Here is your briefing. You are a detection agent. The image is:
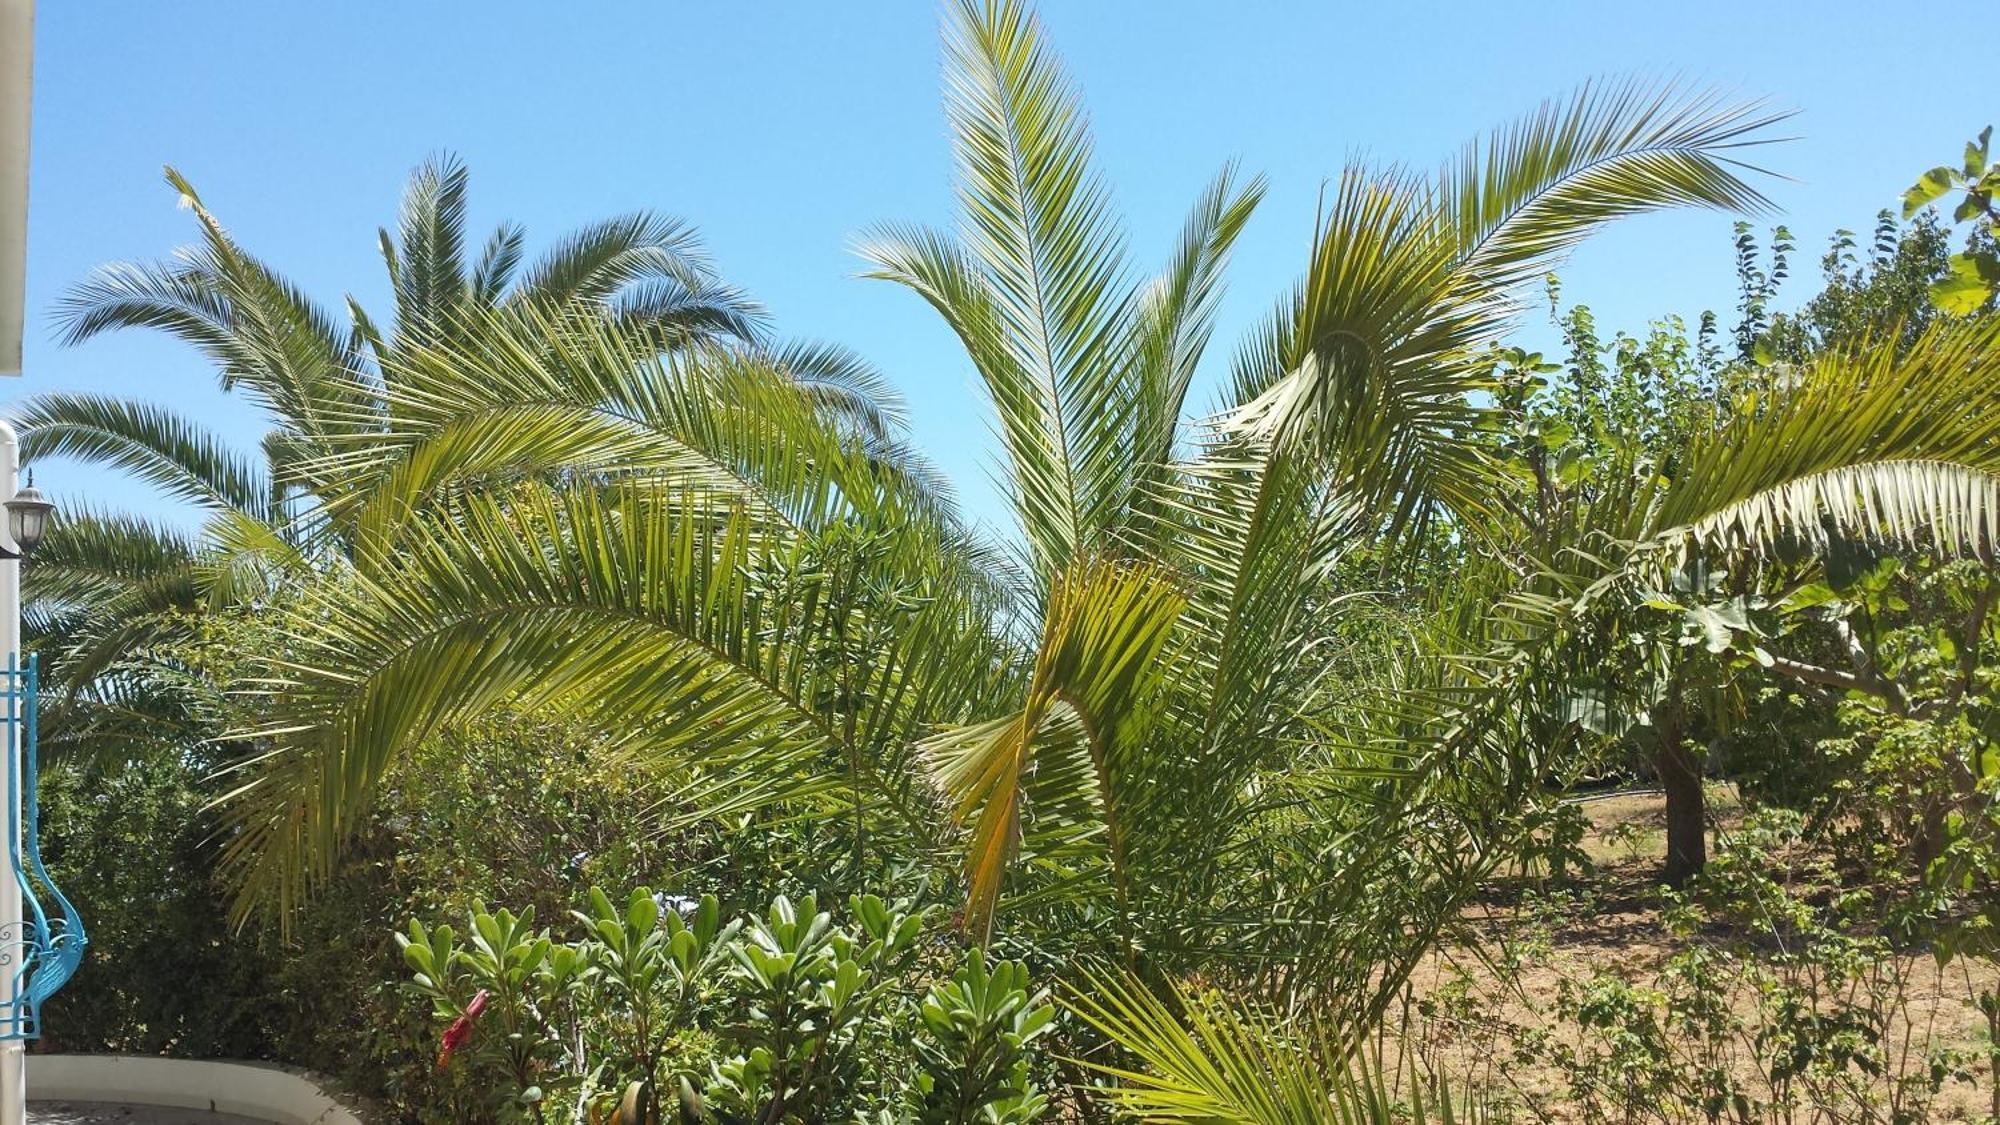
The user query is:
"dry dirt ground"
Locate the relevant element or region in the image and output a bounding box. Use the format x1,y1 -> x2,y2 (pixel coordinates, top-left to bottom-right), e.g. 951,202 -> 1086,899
1400,788 -> 2000,1123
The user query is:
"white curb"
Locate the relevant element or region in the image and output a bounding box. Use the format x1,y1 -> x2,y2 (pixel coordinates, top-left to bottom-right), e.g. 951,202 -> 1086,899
25,1056 -> 361,1124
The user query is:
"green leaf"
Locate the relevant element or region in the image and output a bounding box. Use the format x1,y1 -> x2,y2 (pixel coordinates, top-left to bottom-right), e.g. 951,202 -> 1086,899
1966,126 -> 1992,179
1684,603 -> 1748,654
1903,165 -> 1962,218
1554,448 -> 1590,486
1932,255 -> 1995,315
1777,582 -> 1839,613
628,887 -> 659,934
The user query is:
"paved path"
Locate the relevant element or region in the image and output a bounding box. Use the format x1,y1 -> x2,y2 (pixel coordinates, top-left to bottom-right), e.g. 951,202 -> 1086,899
30,1103 -> 270,1124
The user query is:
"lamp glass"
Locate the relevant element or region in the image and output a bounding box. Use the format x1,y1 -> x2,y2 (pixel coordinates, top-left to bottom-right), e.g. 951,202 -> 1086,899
5,486 -> 53,555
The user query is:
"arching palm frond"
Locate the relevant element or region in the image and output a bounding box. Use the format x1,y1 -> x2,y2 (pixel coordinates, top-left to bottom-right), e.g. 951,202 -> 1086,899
611,275 -> 766,348
1651,317 -> 2000,558
23,508 -> 199,634
1230,80 -> 1783,477
513,212 -> 716,310
160,168 -> 380,448
468,220 -> 527,309
53,257 -> 237,353
1070,968 -> 1491,1124
762,338 -> 909,442
285,308 -> 941,561
13,393 -> 272,519
1445,80 -> 1784,295
194,506 -> 312,610
21,508 -> 207,736
216,481 -> 1013,926
922,559 -> 1184,940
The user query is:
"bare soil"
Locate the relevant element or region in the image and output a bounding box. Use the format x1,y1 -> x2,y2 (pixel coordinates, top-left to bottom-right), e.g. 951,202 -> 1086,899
1402,788 -> 2000,1123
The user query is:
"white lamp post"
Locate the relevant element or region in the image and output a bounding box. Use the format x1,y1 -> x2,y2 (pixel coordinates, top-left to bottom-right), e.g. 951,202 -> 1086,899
0,428 -> 46,1125
1,0 -> 35,1121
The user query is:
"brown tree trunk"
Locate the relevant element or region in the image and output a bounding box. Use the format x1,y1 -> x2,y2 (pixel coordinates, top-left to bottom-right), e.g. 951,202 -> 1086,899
1655,698 -> 1706,888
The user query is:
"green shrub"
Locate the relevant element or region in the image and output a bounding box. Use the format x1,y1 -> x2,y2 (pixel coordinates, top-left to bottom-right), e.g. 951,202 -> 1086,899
400,889 -> 1052,1125
36,751 -> 277,1056
35,711 -> 686,1117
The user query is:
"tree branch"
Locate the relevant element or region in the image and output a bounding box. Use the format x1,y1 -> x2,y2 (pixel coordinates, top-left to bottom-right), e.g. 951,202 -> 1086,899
1762,653 -> 1877,696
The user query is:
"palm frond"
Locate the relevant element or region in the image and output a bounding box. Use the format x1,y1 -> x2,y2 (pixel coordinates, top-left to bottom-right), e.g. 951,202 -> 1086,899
13,392 -> 272,517
1069,968 -> 1490,1123
52,258 -> 237,352
866,0 -> 1141,583
216,480 -> 1011,925
1131,164 -> 1266,473
1652,317 -> 2000,555
762,338 -> 910,440
469,220 -> 527,308
156,166 -> 381,448
513,212 -> 716,310
23,507 -> 198,627
55,169 -> 379,455
21,508 -> 208,718
291,308 -> 944,557
611,276 -> 766,347
387,152 -> 473,341
921,558 -> 1184,941
1230,81 -> 1783,473
1446,79 -> 1784,294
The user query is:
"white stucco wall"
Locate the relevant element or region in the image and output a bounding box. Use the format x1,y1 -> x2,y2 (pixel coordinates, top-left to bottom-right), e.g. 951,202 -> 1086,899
25,1056 -> 361,1124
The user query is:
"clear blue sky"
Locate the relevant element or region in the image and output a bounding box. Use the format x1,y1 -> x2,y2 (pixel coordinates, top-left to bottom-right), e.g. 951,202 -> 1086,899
5,1 -> 1972,532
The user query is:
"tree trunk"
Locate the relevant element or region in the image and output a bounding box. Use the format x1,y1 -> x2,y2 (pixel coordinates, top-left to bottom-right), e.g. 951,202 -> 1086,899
1655,699 -> 1706,887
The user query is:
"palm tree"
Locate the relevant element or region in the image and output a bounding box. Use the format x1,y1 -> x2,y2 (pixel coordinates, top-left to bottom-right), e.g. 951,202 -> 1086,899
209,312 -> 1013,921
180,0 -> 2000,1041
11,155 -> 769,742
862,0 -> 1797,963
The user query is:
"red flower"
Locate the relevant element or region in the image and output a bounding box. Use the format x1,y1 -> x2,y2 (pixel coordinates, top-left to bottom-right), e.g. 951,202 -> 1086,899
436,988 -> 491,1070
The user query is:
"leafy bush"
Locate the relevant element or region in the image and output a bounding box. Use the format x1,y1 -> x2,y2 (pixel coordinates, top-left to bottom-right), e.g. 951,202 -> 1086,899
400,889 -> 1052,1125
35,710 -> 687,1112
36,751 -> 277,1056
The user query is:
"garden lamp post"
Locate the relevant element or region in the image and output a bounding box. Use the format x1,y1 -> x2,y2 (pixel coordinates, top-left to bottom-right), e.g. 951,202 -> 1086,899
2,1 -> 36,1122
0,423 -> 51,1125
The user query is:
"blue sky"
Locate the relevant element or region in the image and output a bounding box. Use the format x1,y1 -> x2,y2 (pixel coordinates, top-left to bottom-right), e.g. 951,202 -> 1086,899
5,1 -> 1971,532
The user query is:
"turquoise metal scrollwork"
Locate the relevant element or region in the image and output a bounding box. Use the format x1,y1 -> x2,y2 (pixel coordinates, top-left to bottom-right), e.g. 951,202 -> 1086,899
0,654 -> 84,1040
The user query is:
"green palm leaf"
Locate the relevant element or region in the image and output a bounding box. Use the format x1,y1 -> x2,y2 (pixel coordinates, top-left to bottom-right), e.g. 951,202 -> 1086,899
922,558 -> 1184,941
865,0 -> 1151,583
386,153 -> 473,343
1651,317 -> 2000,555
1069,967 -> 1488,1124
13,392 -> 273,518
290,308 -> 942,558
216,480 -> 1010,925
